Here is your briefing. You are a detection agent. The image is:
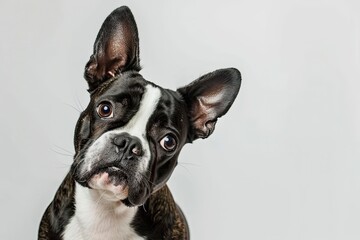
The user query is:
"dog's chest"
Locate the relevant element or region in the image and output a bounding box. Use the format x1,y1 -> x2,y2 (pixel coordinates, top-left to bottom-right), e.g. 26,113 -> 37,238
63,183 -> 144,240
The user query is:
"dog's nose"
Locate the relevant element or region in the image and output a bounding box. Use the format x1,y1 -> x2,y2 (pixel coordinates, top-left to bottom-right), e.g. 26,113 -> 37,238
113,133 -> 143,156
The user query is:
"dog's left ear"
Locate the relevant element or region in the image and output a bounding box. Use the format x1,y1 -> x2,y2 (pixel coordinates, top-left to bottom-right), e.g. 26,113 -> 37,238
84,6 -> 140,91
177,68 -> 241,141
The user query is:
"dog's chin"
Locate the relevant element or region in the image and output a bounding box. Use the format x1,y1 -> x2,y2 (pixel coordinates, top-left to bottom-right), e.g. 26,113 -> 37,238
88,169 -> 129,202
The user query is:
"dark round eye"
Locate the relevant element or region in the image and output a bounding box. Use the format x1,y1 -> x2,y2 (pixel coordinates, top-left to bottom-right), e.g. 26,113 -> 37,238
160,135 -> 177,152
97,102 -> 113,118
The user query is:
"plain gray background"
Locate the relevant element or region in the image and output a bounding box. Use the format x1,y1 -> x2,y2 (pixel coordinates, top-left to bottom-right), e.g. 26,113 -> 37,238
1,0 -> 360,239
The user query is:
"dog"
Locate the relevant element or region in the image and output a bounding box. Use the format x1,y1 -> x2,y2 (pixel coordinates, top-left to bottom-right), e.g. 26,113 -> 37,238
38,6 -> 241,240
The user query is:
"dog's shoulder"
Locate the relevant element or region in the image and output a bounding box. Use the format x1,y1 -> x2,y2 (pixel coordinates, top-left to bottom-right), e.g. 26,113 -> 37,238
132,185 -> 190,239
38,173 -> 75,239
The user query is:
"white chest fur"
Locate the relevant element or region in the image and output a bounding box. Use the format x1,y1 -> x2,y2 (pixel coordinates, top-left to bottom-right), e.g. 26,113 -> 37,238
63,183 -> 144,240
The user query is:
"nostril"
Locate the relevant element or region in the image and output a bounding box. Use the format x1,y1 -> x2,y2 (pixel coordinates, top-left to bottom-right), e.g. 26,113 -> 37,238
131,145 -> 142,156
113,137 -> 128,149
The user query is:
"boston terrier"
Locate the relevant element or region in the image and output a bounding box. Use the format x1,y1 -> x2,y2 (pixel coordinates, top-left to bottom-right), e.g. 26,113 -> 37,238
38,6 -> 241,240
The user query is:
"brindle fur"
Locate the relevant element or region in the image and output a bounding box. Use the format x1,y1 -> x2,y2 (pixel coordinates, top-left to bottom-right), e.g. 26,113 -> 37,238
38,174 -> 189,239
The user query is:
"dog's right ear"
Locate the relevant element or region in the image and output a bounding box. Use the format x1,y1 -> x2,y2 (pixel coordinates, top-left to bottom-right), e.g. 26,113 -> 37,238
84,6 -> 140,92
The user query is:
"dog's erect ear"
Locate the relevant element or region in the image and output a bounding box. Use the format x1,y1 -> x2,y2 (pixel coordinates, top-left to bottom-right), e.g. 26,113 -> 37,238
177,68 -> 241,141
84,6 -> 140,91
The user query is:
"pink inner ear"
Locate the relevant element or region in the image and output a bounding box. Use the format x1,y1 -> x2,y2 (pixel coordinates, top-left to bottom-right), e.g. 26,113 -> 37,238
84,6 -> 140,91
177,68 -> 241,140
190,96 -> 221,138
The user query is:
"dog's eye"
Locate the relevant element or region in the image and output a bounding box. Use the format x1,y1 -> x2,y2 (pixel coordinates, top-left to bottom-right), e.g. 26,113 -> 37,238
160,135 -> 177,152
97,102 -> 113,118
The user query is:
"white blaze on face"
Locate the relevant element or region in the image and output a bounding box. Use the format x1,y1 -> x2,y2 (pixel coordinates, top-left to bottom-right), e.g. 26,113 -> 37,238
82,84 -> 161,178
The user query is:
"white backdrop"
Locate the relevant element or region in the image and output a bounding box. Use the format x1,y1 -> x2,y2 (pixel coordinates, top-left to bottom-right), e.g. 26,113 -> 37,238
1,0 -> 360,239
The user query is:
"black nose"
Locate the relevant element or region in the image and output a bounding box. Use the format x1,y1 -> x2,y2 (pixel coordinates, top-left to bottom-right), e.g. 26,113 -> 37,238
113,133 -> 143,156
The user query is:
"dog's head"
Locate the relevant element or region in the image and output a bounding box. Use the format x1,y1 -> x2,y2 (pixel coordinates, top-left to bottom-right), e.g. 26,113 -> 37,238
71,6 -> 241,207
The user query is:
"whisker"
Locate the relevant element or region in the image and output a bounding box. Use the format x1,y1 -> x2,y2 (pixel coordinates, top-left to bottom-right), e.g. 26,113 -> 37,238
63,102 -> 81,113
142,204 -> 148,213
75,95 -> 84,112
179,162 -> 201,167
52,145 -> 74,155
177,163 -> 194,175
51,149 -> 73,157
136,171 -> 155,186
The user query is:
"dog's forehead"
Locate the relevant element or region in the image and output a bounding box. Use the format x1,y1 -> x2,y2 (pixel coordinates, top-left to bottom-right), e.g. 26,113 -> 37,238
92,71 -> 182,106
92,72 -> 147,100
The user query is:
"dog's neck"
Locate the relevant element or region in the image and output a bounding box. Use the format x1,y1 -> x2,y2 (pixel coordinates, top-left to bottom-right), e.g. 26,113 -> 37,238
63,183 -> 144,240
76,182 -> 135,216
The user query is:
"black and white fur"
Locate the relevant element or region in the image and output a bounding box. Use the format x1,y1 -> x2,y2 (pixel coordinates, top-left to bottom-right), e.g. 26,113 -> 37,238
39,6 -> 241,240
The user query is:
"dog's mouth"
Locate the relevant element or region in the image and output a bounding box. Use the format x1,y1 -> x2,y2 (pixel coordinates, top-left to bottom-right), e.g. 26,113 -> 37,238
75,162 -> 128,184
73,159 -> 152,206
96,166 -> 128,185
89,165 -> 129,186
86,166 -> 130,201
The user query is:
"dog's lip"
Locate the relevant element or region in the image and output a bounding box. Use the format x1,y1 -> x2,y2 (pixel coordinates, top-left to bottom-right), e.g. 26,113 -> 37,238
107,167 -> 128,183
89,166 -> 129,189
80,164 -> 129,183
101,166 -> 125,174
96,166 -> 128,179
